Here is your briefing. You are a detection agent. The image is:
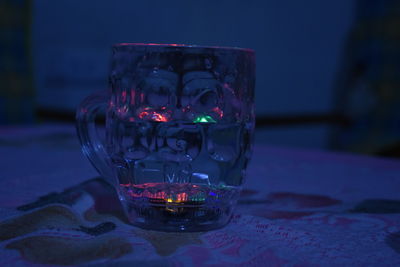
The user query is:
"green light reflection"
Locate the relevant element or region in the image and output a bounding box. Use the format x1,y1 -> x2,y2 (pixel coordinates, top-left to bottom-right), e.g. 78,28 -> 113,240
193,115 -> 216,123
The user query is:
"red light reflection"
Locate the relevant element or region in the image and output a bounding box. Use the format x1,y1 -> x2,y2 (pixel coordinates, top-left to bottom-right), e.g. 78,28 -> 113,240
121,183 -> 189,203
117,43 -> 189,47
152,113 -> 168,122
212,107 -> 224,118
176,192 -> 188,202
138,111 -> 148,119
138,110 -> 169,122
116,105 -> 129,116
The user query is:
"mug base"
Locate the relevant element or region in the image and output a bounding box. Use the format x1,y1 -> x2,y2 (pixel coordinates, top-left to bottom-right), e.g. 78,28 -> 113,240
125,202 -> 234,232
118,182 -> 240,232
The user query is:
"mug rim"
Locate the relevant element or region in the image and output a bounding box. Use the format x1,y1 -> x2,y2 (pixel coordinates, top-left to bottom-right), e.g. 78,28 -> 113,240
112,43 -> 254,53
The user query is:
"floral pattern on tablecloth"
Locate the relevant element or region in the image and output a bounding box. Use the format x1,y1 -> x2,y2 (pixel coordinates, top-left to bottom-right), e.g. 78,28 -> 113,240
0,178 -> 399,266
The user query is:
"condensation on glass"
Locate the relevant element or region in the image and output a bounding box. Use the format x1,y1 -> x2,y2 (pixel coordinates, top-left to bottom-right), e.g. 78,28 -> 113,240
76,43 -> 255,231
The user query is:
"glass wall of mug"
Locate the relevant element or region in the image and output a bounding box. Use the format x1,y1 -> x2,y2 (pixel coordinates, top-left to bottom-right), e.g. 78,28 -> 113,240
77,43 -> 255,231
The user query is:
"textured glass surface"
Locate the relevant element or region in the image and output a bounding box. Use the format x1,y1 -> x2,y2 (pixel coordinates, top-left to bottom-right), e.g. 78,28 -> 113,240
77,44 -> 255,231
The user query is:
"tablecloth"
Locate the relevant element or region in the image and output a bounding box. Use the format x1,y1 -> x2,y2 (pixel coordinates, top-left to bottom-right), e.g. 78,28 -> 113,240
0,124 -> 399,266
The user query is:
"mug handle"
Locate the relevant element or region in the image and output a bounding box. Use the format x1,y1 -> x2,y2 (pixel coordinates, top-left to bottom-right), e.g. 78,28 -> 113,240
76,90 -> 115,185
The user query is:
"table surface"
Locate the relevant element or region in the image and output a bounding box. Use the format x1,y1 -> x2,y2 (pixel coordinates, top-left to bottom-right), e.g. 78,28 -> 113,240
0,124 -> 399,266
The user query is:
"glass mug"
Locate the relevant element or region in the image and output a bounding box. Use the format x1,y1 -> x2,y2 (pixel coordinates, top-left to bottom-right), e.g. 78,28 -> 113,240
76,43 -> 255,231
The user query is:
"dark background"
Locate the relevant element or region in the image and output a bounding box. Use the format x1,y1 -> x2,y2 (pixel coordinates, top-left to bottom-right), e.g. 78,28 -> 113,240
1,0 -> 399,156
